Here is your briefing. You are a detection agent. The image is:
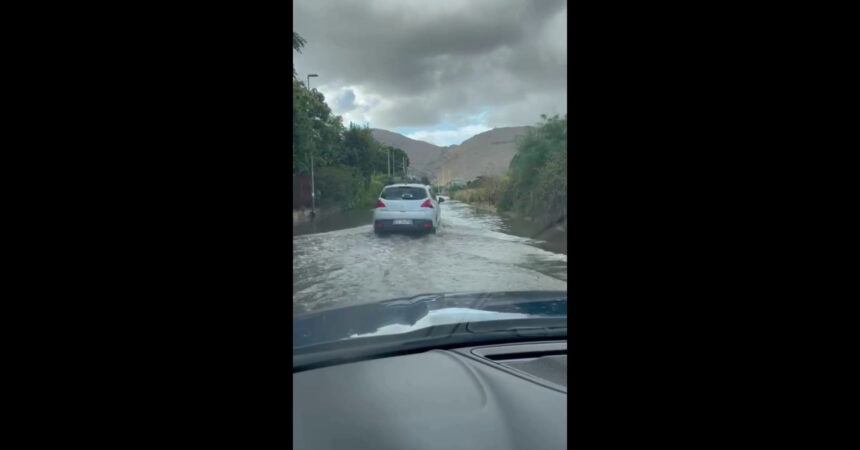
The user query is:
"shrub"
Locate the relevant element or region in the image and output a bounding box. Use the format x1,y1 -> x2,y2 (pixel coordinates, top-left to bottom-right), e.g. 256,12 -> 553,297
357,175 -> 386,207
315,165 -> 363,209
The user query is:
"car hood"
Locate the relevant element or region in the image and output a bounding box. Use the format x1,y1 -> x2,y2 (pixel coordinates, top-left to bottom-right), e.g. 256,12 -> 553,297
294,290 -> 566,349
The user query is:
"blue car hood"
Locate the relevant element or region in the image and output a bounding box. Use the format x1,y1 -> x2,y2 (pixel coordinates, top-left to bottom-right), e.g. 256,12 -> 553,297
294,290 -> 566,349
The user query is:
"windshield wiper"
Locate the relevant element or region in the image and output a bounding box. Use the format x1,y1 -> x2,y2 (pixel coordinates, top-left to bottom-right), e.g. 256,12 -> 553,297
293,318 -> 566,373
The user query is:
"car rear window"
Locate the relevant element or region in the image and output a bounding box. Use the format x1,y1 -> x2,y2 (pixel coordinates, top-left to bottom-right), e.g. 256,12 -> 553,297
381,187 -> 428,200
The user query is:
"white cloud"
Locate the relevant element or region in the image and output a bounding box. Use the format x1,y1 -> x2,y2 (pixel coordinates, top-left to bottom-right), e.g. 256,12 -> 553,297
317,85 -> 388,127
334,89 -> 357,111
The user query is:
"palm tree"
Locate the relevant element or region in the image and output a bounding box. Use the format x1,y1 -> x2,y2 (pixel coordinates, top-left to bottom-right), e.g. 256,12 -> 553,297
293,32 -> 306,81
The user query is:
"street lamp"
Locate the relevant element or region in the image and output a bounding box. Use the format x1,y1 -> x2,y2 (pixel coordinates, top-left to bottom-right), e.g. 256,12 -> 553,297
307,73 -> 318,90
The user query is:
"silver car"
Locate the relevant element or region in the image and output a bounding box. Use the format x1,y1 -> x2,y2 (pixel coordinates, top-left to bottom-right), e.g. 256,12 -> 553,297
373,184 -> 443,234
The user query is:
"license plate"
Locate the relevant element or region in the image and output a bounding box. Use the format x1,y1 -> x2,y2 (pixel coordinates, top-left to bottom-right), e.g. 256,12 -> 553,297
393,219 -> 413,225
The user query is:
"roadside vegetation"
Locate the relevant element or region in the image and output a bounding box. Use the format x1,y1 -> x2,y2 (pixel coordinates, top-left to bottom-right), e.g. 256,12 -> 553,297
447,176 -> 510,212
449,114 -> 567,228
293,32 -> 410,211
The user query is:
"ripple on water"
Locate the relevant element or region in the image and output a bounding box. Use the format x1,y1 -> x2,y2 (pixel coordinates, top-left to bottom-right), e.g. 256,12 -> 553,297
293,200 -> 567,314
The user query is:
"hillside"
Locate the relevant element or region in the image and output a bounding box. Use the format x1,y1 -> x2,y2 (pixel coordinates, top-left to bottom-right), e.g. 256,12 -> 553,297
371,126 -> 532,184
435,126 -> 532,185
369,129 -> 450,179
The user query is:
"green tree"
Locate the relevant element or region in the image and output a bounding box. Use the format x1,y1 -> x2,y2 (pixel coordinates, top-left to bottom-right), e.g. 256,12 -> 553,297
502,114 -> 567,224
293,80 -> 344,173
339,123 -> 380,182
315,165 -> 363,209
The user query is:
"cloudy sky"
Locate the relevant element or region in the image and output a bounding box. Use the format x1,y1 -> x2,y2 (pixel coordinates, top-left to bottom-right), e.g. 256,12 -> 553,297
294,0 -> 567,147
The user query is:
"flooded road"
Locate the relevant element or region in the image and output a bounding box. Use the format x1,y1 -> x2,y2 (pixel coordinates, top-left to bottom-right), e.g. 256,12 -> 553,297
293,200 -> 567,315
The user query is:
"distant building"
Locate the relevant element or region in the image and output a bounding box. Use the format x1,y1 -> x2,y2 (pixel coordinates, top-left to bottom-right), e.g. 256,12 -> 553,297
446,179 -> 466,188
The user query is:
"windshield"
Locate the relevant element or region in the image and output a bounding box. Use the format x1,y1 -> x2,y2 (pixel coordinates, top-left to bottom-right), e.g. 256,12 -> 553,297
293,0 -> 568,353
381,187 -> 428,200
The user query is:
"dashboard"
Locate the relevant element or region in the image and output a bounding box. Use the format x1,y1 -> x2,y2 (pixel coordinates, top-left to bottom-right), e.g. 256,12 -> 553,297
293,340 -> 567,450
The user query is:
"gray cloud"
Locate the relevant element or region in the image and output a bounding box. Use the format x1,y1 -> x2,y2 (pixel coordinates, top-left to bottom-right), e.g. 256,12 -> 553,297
334,89 -> 357,112
295,0 -> 566,131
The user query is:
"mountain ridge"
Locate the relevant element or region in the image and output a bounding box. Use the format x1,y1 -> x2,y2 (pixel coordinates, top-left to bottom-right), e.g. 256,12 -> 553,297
370,126 -> 532,184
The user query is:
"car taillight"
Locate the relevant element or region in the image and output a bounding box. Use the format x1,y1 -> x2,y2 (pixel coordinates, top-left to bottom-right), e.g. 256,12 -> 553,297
420,199 -> 433,208
376,200 -> 386,208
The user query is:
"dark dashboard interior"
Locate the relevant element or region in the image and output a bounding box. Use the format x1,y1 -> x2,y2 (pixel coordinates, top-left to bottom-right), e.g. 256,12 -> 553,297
293,340 -> 567,449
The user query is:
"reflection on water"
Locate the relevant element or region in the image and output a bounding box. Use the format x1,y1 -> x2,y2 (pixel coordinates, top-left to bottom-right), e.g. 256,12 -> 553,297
462,205 -> 567,255
294,207 -> 374,236
293,200 -> 568,315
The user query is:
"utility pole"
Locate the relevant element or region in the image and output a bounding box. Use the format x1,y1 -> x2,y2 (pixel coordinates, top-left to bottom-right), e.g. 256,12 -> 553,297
387,148 -> 390,176
310,151 -> 316,217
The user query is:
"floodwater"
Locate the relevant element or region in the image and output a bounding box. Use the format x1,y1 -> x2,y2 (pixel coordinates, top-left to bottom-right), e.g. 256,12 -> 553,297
293,199 -> 567,315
